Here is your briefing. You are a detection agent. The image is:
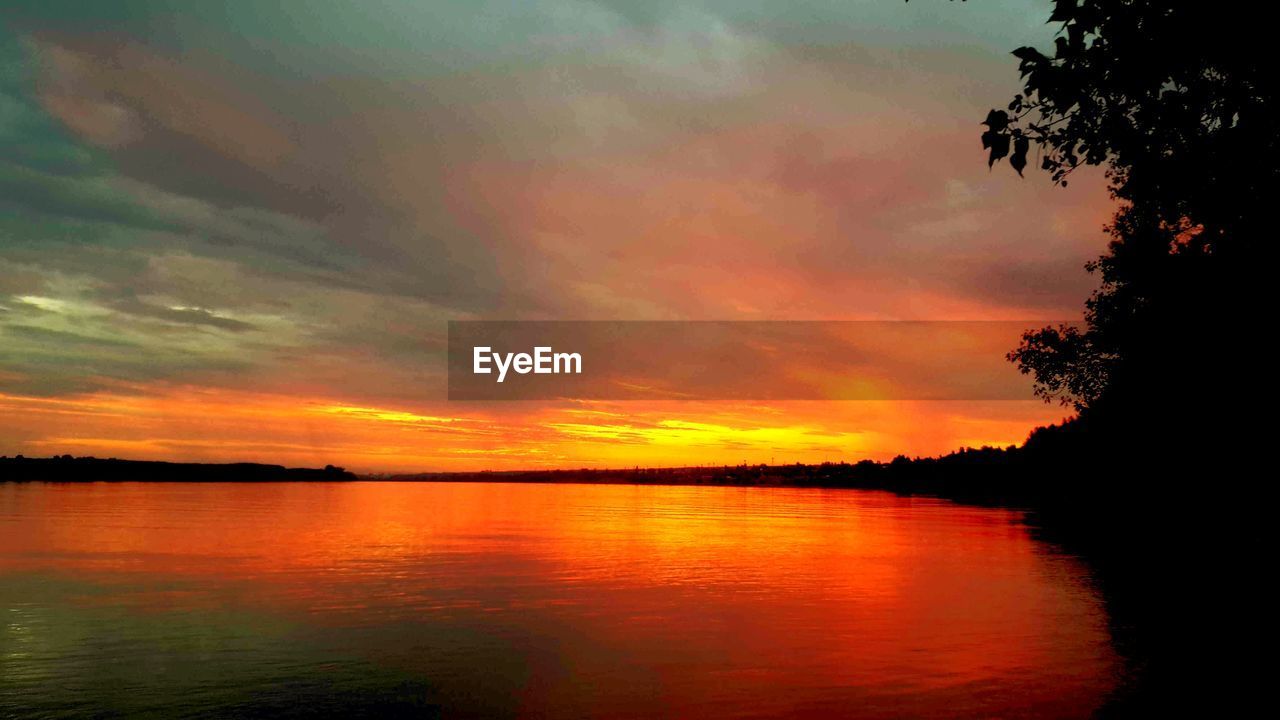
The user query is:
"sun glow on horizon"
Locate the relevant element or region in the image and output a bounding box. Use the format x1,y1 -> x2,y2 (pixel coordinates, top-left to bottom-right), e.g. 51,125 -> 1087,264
0,388 -> 1069,474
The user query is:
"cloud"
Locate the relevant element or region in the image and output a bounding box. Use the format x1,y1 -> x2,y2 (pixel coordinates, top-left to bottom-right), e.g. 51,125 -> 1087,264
12,2 -> 1110,327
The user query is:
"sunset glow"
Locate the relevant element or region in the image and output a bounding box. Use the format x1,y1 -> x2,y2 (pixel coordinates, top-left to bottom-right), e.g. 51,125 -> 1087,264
1,388 -> 1067,472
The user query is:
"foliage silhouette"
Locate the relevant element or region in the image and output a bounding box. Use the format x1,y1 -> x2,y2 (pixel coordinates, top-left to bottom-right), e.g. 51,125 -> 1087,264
981,2 -> 1273,714
983,1 -> 1274,438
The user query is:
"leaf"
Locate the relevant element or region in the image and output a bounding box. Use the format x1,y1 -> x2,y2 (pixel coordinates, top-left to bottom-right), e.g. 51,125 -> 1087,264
1011,46 -> 1047,64
1048,0 -> 1077,23
981,109 -> 1009,131
1068,22 -> 1085,50
1010,136 -> 1030,176
988,133 -> 1011,168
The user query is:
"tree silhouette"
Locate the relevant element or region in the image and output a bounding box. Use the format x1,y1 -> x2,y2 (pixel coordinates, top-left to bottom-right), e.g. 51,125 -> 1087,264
988,1 -> 1276,428
977,5 -> 1272,714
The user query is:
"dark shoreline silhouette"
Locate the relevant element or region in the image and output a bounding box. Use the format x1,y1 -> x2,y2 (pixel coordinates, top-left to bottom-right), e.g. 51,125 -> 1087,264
0,455 -> 357,483
0,451 -> 1020,492
0,430 -> 1091,506
377,452 -> 1031,500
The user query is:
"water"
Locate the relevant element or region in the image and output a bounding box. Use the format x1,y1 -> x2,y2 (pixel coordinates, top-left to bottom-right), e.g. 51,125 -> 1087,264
0,482 -> 1119,718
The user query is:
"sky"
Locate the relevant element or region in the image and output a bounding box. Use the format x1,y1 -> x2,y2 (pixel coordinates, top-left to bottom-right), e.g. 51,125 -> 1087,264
0,1 -> 1112,472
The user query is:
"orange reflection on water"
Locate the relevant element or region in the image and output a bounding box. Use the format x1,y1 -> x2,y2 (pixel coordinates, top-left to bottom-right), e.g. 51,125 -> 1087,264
0,482 -> 1119,718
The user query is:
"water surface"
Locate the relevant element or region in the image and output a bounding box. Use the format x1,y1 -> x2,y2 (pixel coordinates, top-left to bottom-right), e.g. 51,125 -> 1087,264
0,482 -> 1118,718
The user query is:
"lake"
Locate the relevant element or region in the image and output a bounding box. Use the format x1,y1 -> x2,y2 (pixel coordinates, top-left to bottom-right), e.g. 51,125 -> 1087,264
0,482 -> 1119,718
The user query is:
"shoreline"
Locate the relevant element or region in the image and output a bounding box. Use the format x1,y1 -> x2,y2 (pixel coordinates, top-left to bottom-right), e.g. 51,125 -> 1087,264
3,454 -> 1058,519
0,456 -> 357,483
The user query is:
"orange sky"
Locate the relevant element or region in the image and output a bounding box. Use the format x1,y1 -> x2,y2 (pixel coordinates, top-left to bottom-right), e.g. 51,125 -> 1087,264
1,387 -> 1072,472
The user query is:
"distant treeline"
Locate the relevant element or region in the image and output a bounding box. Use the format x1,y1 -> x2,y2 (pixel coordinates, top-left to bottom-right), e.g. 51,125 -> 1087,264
2,414 -> 1128,519
382,454 -> 1034,505
0,455 -> 356,482
378,418 -> 1105,510
0,415 -> 1118,514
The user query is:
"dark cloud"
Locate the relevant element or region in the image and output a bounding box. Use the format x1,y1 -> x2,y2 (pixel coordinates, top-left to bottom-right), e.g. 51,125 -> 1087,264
97,293 -> 258,332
